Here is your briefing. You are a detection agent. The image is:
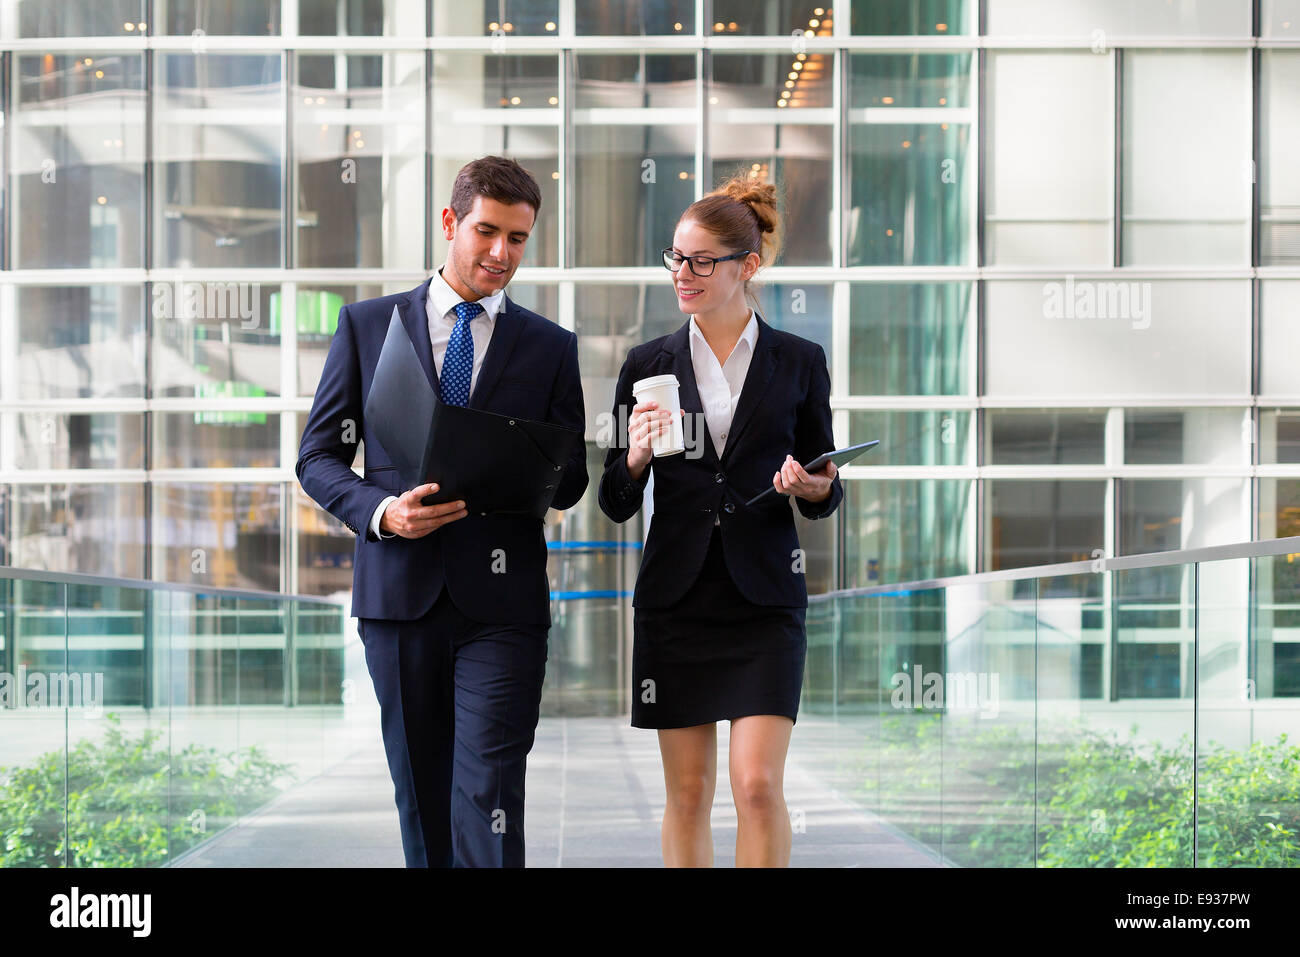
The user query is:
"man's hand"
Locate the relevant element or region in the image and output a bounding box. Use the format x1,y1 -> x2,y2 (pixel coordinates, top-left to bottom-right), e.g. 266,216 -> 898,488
379,483 -> 469,539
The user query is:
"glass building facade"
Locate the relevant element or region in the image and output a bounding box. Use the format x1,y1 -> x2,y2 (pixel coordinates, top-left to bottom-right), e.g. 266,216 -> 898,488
1,1 -> 1298,714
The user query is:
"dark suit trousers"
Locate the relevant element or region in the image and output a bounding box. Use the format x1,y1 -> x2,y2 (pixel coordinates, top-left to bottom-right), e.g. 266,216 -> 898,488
358,589 -> 548,868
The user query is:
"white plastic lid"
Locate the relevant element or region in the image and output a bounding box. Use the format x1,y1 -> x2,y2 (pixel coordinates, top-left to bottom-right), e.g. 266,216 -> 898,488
632,374 -> 679,395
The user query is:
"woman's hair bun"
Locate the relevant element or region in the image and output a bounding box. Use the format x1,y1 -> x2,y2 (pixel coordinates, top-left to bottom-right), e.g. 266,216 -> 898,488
717,177 -> 779,236
712,174 -> 783,266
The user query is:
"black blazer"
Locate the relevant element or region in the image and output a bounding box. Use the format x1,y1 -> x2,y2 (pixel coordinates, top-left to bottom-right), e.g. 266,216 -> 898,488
296,278 -> 588,626
598,313 -> 843,610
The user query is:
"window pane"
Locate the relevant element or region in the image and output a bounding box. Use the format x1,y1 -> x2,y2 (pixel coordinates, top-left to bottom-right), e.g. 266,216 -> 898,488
712,52 -> 832,110
160,0 -> 281,35
1263,0 -> 1300,37
750,282 -> 831,357
499,283 -> 559,320
987,53 -> 1111,266
710,1 -> 836,36
432,0 -> 558,36
844,479 -> 972,586
152,482 -> 281,590
293,284 -> 405,395
151,282 -> 281,397
153,412 -> 280,469
985,280 -> 1250,398
1120,478 -> 1248,553
850,52 -> 969,109
852,0 -> 969,34
576,283 -> 684,385
13,53 -> 145,268
1243,554 -> 1300,708
848,54 -> 971,267
295,53 -> 424,269
848,283 -> 973,395
987,410 -> 1106,465
16,413 -> 144,469
1122,51 -> 1250,265
299,0 -> 423,36
575,54 -> 695,109
13,483 -> 146,577
155,54 -> 284,268
576,0 -> 695,35
1262,52 -> 1300,265
987,0 -> 1250,36
434,51 -> 557,109
432,53 -> 559,267
1124,408 -> 1248,465
1262,282 -> 1300,395
574,126 -> 694,267
988,480 -> 1106,574
17,286 -> 145,399
296,485 -> 353,597
1261,410 -> 1300,465
1259,478 -> 1300,540
17,0 -> 145,36
849,410 -> 971,466
709,126 -> 832,266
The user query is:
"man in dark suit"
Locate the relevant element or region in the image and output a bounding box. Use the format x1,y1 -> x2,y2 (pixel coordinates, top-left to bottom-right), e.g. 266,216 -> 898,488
296,156 -> 588,867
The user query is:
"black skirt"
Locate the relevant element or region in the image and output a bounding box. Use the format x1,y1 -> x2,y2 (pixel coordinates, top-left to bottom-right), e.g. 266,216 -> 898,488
631,524 -> 807,730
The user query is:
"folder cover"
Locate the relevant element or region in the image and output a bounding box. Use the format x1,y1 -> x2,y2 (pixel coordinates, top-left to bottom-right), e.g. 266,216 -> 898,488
362,305 -> 581,519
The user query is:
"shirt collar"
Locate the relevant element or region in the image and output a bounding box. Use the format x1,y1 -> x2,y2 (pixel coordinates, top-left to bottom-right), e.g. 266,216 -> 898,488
428,266 -> 506,322
689,309 -> 758,359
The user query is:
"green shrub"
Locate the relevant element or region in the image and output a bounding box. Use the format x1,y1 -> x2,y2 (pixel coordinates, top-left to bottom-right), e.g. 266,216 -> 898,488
866,715 -> 1300,867
0,713 -> 294,867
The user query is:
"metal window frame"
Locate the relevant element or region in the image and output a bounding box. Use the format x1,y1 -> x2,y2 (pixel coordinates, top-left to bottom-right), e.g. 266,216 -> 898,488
0,11 -> 1291,607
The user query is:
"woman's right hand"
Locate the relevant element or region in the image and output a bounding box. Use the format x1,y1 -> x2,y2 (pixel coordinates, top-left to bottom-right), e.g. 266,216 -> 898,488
627,400 -> 681,478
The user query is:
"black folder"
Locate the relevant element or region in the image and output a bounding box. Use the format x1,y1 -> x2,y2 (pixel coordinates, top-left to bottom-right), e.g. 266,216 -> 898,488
362,305 -> 582,519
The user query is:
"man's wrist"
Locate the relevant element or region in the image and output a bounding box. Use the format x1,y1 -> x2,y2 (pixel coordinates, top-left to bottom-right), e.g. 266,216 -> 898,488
370,495 -> 399,539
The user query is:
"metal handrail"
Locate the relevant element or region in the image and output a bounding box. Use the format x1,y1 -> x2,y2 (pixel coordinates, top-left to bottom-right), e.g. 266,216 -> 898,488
0,565 -> 345,606
811,534 -> 1300,602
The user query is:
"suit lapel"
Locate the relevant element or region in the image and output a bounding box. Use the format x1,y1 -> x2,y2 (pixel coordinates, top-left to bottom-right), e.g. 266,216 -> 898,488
398,279 -> 437,393
719,314 -> 779,465
469,294 -> 523,408
665,321 -> 721,468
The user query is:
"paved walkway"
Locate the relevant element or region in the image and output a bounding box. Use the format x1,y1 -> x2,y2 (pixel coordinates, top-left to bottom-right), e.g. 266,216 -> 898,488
173,715 -> 947,868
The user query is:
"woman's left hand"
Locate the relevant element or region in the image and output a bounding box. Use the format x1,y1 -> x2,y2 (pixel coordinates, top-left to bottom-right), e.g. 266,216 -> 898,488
773,455 -> 837,503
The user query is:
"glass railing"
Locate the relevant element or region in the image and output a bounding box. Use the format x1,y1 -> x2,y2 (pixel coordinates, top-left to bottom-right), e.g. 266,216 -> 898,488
803,536 -> 1300,867
0,567 -> 353,868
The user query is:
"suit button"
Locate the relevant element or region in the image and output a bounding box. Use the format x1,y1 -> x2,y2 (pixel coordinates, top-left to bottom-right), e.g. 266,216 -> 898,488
714,473 -> 724,484
723,502 -> 735,514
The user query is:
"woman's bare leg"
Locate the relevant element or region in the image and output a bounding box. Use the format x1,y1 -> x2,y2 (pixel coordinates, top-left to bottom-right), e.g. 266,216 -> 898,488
657,723 -> 717,866
729,715 -> 794,867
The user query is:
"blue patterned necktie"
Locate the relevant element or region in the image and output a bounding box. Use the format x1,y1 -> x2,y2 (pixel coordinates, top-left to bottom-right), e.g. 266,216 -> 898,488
439,301 -> 484,407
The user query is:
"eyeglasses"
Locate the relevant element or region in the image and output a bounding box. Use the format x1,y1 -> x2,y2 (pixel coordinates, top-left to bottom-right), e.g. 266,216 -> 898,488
661,247 -> 751,278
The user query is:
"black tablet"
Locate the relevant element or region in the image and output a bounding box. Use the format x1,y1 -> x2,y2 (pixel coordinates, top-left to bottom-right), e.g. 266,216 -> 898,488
744,440 -> 880,506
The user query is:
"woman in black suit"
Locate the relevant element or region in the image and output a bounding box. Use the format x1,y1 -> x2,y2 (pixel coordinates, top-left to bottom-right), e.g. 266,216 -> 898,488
598,176 -> 843,867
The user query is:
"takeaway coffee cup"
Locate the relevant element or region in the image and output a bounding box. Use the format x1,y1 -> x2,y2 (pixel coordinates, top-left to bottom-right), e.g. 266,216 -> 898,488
632,373 -> 686,457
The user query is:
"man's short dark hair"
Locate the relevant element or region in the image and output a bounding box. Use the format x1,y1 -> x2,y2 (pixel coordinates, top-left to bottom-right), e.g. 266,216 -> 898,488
449,156 -> 542,222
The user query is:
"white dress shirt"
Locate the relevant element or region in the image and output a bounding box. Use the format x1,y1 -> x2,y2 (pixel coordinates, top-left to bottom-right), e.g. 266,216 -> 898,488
689,310 -> 758,526
369,268 -> 506,540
